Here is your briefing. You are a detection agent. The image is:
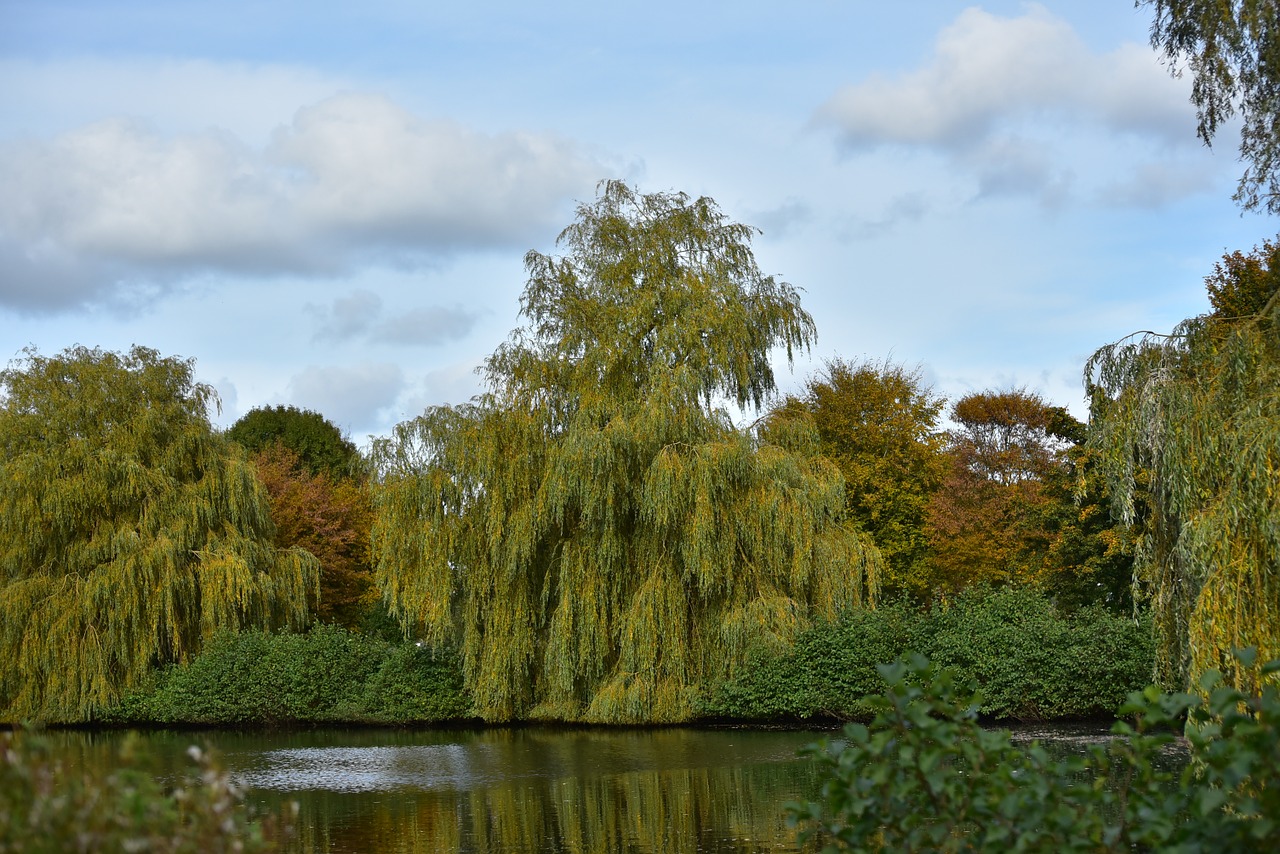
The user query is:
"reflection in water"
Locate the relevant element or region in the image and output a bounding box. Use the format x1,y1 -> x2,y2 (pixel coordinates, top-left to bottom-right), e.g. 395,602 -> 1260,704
35,727 -> 826,853
249,729 -> 823,853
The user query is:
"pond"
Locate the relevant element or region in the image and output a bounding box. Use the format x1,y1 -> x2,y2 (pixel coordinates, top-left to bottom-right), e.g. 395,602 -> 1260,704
38,725 -> 839,853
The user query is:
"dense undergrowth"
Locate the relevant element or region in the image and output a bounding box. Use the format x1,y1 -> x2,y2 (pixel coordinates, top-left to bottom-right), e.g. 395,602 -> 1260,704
102,623 -> 471,726
92,588 -> 1153,728
703,588 -> 1154,722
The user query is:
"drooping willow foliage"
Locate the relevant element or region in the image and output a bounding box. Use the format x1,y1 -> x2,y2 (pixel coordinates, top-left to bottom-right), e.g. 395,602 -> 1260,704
1085,241 -> 1280,692
0,346 -> 318,722
371,182 -> 880,723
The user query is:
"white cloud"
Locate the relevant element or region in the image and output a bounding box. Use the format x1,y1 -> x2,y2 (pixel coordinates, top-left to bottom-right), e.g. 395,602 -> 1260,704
0,93 -> 604,314
817,5 -> 1188,150
814,5 -> 1197,207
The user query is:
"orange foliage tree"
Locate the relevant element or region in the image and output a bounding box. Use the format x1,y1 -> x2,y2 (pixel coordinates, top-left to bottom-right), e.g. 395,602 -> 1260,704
252,443 -> 374,628
925,390 -> 1077,593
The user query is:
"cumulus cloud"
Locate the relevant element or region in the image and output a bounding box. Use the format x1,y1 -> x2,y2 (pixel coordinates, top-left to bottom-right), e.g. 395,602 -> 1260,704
287,362 -> 406,434
814,5 -> 1197,205
0,93 -> 603,314
310,289 -> 482,346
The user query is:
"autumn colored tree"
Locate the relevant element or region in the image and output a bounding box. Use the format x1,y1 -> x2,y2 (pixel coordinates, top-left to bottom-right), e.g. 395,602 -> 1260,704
1087,237 -> 1280,692
227,404 -> 360,479
774,358 -> 946,599
1205,236 -> 1280,318
251,443 -> 374,628
230,406 -> 376,628
924,389 -> 1078,593
370,181 -> 880,723
0,346 -> 317,722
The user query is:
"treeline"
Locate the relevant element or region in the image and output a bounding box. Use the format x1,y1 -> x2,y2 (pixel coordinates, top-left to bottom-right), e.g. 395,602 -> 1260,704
1,184 -> 1276,726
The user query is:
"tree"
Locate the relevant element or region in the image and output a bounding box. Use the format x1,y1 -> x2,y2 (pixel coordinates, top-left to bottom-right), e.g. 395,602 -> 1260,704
227,404 -> 360,479
0,346 -> 317,722
251,443 -> 375,628
774,358 -> 946,599
924,390 -> 1079,593
370,181 -> 880,723
1142,0 -> 1280,212
1087,238 -> 1280,692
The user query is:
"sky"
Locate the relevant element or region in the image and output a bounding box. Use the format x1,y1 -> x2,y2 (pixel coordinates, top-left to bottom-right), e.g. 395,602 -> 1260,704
1,0 -> 1274,445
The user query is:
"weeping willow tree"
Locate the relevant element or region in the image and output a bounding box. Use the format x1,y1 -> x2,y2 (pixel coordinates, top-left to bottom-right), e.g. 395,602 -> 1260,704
1085,238 -> 1280,693
0,345 -> 318,722
371,181 -> 880,723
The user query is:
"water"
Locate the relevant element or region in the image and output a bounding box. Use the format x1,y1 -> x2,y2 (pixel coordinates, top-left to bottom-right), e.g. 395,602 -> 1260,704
35,726 -> 833,853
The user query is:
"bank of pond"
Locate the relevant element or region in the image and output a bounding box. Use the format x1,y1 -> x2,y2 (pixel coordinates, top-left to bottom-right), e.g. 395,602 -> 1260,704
22,589 -> 1280,852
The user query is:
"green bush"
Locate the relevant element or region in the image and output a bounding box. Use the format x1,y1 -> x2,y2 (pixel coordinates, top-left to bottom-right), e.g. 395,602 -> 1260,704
787,651 -> 1280,852
108,625 -> 470,726
0,733 -> 293,852
703,589 -> 1154,722
357,643 -> 471,723
921,588 -> 1154,720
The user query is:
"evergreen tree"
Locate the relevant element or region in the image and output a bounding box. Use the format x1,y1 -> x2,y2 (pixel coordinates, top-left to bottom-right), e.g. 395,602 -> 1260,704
0,346 -> 317,721
371,182 -> 880,723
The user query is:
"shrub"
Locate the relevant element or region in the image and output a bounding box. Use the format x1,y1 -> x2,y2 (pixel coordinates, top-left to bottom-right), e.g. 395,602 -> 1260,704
109,625 -> 470,726
702,590 -> 1153,722
357,643 -> 471,723
0,733 -> 293,852
787,651 -> 1280,852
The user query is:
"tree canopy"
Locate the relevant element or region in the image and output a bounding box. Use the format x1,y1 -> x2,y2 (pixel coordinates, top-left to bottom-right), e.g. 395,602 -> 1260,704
251,443 -> 375,629
1086,238 -> 1280,692
772,358 -> 946,599
925,390 -> 1083,593
370,181 -> 880,723
227,405 -> 360,479
0,346 -> 317,721
1142,0 -> 1280,212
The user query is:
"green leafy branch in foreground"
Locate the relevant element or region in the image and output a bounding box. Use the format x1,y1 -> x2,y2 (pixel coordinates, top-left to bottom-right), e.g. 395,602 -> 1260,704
788,651 -> 1280,853
0,733 -> 295,853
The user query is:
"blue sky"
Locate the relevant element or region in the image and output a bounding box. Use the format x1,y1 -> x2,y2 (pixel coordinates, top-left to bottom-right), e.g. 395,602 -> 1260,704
1,1 -> 1273,442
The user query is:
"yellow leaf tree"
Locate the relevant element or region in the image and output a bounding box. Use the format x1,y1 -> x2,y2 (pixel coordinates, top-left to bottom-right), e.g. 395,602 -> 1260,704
370,182 -> 880,723
0,346 -> 318,722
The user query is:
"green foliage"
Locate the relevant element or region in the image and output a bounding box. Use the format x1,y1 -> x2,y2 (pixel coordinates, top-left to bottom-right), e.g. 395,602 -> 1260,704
371,181 -> 879,723
0,733 -> 293,852
1087,239 -> 1280,692
110,624 -> 469,726
923,589 -> 1154,720
703,589 -> 1153,722
358,642 -> 471,723
226,404 -> 360,479
1143,0 -> 1280,212
1033,441 -> 1137,612
0,345 -> 317,723
775,358 -> 947,598
788,651 -> 1280,852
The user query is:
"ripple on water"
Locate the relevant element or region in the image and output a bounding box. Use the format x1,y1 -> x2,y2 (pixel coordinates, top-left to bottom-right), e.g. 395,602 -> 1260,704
236,743 -> 526,793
